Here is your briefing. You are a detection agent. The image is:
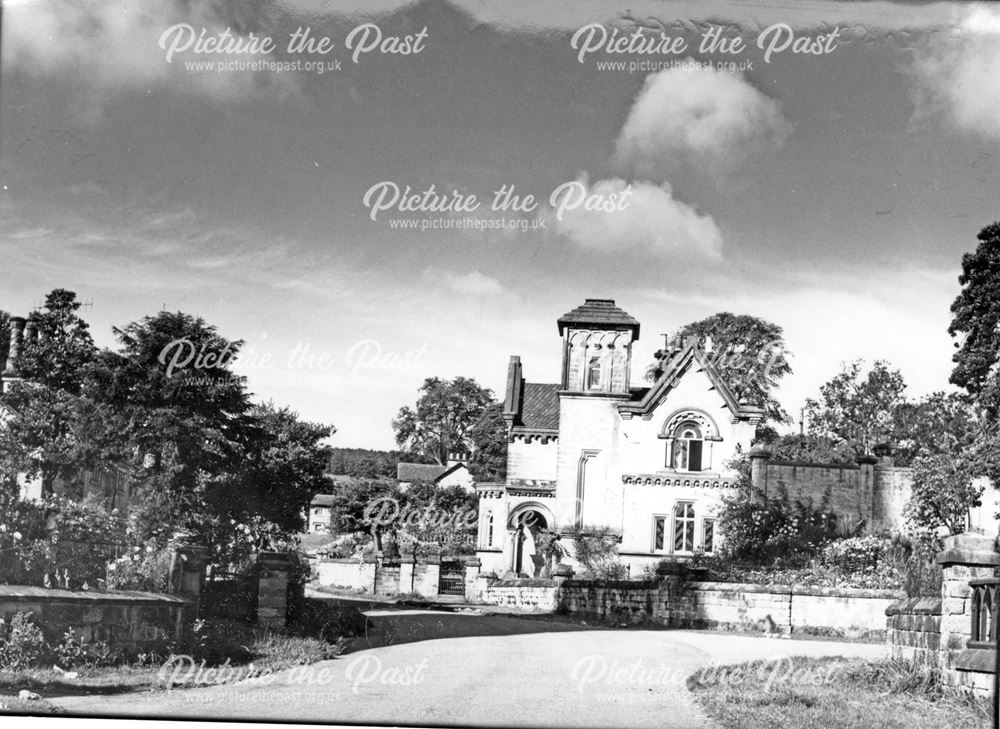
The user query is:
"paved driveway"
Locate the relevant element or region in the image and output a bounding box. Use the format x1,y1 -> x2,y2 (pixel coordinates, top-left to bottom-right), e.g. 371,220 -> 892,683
53,609 -> 885,728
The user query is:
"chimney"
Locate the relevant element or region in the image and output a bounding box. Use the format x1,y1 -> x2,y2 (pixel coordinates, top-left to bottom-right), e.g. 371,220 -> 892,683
503,355 -> 523,427
24,316 -> 38,345
3,316 -> 26,377
447,452 -> 469,469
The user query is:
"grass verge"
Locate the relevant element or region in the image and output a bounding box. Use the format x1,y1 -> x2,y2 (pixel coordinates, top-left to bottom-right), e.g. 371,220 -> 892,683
688,656 -> 990,729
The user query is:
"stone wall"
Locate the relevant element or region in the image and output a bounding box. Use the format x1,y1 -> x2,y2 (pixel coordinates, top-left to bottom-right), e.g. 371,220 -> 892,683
558,579 -> 668,624
885,533 -> 997,698
474,576 -> 897,636
476,579 -> 558,611
0,585 -> 188,654
314,559 -> 377,592
669,582 -> 901,638
885,597 -> 941,666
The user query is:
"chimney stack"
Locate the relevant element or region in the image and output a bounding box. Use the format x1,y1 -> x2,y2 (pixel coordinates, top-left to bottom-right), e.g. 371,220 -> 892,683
4,316 -> 26,377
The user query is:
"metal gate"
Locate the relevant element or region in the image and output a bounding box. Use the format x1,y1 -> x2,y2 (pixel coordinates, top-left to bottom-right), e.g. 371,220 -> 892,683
438,560 -> 465,597
202,567 -> 259,622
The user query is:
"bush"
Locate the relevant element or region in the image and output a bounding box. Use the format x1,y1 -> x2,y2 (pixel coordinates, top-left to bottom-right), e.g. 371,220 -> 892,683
106,540 -> 173,592
717,484 -> 839,566
569,526 -> 625,579
0,612 -> 49,671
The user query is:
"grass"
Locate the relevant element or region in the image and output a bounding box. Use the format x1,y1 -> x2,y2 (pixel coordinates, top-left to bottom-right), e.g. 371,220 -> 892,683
688,656 -> 990,729
0,618 -> 346,702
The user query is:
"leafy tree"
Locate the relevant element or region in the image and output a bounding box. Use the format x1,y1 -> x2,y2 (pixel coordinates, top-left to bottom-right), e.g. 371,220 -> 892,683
646,313 -> 793,424
392,376 -> 501,466
327,478 -> 400,537
467,401 -> 507,482
18,289 -> 98,394
207,403 -> 334,534
803,360 -> 907,457
948,221 -> 1000,420
905,455 -> 982,536
893,392 -> 980,467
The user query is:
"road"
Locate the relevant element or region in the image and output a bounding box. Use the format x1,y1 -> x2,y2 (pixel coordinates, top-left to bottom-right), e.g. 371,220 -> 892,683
52,608 -> 885,728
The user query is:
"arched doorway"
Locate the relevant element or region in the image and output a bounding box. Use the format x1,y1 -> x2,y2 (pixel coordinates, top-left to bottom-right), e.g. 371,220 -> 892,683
508,504 -> 553,577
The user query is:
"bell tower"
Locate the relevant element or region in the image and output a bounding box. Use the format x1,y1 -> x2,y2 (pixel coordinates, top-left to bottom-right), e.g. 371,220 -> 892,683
557,298 -> 640,395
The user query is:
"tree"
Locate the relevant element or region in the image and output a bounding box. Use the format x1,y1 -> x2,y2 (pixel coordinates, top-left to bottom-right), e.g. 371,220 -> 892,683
646,313 -> 793,424
467,401 -> 507,482
948,221 -> 1000,420
18,289 -> 98,394
893,392 -> 980,467
757,433 -> 857,465
393,377 -> 500,465
905,455 -> 982,536
208,403 -> 335,534
803,360 -> 907,457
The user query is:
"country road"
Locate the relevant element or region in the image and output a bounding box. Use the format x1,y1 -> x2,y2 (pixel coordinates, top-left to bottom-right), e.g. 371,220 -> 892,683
51,607 -> 885,728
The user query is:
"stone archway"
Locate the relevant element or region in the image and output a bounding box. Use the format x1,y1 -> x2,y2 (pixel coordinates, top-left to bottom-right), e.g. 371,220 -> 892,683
508,503 -> 553,577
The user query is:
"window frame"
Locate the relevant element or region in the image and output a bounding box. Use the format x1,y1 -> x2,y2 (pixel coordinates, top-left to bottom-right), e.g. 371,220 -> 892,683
672,501 -> 697,554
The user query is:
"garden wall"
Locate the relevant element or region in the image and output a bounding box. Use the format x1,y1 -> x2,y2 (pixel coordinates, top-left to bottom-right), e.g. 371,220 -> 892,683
474,577 -> 898,636
0,585 -> 188,653
314,558 -> 377,592
668,582 -> 902,638
885,597 -> 941,666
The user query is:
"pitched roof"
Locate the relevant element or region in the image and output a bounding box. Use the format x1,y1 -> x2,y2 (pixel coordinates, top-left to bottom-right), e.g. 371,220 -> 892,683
557,298 -> 640,339
396,463 -> 449,482
617,340 -> 764,421
518,382 -> 560,431
311,494 -> 337,507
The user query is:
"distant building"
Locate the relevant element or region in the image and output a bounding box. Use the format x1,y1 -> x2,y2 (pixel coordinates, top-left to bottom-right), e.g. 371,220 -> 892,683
396,454 -> 474,492
307,493 -> 337,533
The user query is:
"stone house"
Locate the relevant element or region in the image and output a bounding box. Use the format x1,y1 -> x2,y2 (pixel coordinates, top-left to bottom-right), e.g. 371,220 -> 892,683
396,455 -> 474,492
476,298 -> 764,577
475,298 -> 1000,578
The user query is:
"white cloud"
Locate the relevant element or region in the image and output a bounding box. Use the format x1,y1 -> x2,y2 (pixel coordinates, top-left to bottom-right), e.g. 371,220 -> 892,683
3,0 -> 298,118
911,6 -> 1000,141
546,177 -> 723,258
613,63 -> 791,181
440,270 -> 506,295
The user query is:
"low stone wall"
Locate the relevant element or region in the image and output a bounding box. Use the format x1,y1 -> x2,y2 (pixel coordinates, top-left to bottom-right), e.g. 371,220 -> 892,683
476,579 -> 558,611
315,559 -> 376,592
671,582 -> 902,638
0,585 -> 188,653
558,580 -> 668,624
886,597 -> 942,666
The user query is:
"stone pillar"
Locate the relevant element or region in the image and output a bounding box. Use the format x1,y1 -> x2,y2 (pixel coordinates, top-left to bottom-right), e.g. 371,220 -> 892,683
399,552 -> 416,595
257,552 -> 292,630
937,533 -> 999,668
748,447 -> 770,502
857,455 -> 877,526
168,543 -> 207,621
463,557 -> 481,598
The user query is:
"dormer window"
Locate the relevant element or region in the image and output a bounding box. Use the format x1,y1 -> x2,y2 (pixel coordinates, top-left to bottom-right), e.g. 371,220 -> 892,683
587,356 -> 602,390
670,422 -> 703,471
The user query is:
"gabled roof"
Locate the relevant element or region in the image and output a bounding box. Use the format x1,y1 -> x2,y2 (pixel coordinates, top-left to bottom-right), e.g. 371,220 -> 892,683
617,340 -> 764,421
397,463 -> 448,482
396,461 -> 470,483
557,298 -> 640,339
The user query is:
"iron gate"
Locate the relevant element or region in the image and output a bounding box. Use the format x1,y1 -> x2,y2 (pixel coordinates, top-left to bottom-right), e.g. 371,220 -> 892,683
438,560 -> 465,597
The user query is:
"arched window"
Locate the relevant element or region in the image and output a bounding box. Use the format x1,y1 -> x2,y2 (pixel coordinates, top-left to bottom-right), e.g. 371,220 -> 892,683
486,511 -> 495,547
587,356 -> 602,390
671,422 -> 703,471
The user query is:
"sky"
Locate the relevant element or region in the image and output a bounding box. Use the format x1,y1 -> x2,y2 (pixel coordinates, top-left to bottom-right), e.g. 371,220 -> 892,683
2,0 -> 999,449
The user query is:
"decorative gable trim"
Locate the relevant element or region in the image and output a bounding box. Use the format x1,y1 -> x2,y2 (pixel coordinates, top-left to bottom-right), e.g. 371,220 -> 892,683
617,342 -> 764,423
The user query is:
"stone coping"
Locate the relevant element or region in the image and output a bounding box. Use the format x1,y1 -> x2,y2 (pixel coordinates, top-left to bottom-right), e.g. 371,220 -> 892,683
0,585 -> 188,605
885,597 -> 942,616
685,581 -> 904,599
885,597 -> 941,615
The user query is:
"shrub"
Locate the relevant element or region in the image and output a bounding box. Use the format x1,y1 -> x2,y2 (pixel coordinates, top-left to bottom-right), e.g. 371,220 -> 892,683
106,540 -> 173,592
53,627 -> 116,669
569,526 -> 625,579
717,484 -> 839,566
0,612 -> 49,671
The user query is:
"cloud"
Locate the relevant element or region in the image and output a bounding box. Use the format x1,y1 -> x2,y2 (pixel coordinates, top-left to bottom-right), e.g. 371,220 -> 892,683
545,177 -> 723,258
440,270 -> 506,296
613,62 -> 791,181
3,0 -> 297,119
910,6 -> 1000,141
